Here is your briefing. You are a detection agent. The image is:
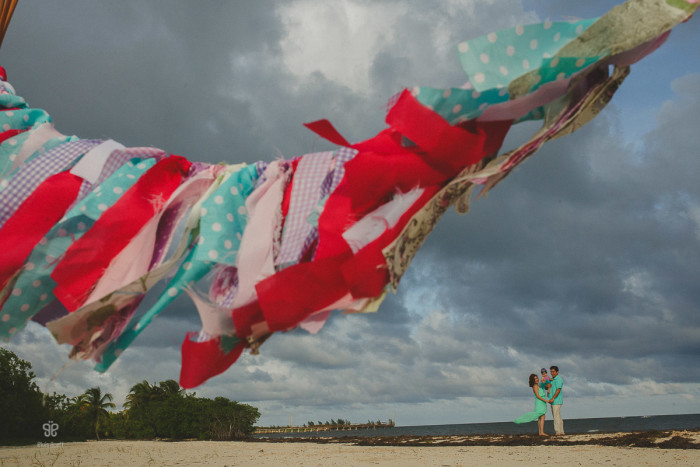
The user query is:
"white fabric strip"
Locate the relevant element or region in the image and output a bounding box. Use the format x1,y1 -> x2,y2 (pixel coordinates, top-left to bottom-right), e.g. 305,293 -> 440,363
342,187 -> 424,254
69,139 -> 125,184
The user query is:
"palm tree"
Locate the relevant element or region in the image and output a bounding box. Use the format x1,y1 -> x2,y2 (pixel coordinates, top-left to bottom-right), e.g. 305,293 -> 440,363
124,379 -> 185,438
124,380 -> 161,437
156,379 -> 183,398
124,379 -> 182,411
78,387 -> 115,440
124,380 -> 155,411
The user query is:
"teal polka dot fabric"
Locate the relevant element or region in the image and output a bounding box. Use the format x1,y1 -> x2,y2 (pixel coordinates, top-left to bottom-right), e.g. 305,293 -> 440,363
197,163 -> 258,266
414,85 -> 510,125
414,18 -> 600,126
457,18 -> 598,92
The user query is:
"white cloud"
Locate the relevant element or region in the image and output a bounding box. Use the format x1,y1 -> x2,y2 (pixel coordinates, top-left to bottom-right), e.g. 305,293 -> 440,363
280,0 -> 408,92
278,0 -> 530,94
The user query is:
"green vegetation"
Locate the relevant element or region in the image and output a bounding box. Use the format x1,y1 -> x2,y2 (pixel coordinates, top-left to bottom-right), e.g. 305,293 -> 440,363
118,379 -> 260,440
0,347 -> 45,440
0,347 -> 260,443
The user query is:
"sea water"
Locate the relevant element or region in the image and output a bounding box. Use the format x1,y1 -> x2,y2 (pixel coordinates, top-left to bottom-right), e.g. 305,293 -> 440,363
253,413 -> 700,439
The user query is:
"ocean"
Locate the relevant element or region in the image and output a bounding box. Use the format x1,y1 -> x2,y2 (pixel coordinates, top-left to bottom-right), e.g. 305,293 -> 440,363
252,413 -> 700,439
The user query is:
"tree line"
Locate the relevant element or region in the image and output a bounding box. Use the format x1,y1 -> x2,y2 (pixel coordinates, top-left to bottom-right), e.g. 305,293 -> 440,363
0,347 -> 259,443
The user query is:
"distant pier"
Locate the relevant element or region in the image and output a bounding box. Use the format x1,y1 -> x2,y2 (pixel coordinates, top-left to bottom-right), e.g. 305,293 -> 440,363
254,421 -> 395,434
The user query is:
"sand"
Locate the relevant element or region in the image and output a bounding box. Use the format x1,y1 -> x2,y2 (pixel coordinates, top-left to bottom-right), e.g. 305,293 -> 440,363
2,430 -> 699,466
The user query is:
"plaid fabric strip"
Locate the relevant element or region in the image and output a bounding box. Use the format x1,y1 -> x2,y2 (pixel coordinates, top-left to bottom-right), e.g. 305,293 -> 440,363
304,147 -> 358,261
253,160 -> 269,188
275,151 -> 334,267
329,147 -> 358,189
0,139 -> 102,228
75,146 -> 167,202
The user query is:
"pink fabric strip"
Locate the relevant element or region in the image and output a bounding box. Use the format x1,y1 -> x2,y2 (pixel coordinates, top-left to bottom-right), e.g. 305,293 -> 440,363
186,289 -> 238,337
81,169 -> 216,307
477,78 -> 571,122
231,160 -> 288,309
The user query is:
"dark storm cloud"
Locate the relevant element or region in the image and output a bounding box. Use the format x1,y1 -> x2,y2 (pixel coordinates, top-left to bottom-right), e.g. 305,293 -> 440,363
3,0 -> 292,161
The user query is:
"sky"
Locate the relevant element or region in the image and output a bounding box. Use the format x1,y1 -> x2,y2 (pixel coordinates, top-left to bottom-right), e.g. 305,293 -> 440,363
1,0 -> 699,428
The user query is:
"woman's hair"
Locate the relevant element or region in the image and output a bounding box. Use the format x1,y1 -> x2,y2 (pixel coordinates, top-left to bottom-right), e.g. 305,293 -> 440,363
529,374 -> 538,387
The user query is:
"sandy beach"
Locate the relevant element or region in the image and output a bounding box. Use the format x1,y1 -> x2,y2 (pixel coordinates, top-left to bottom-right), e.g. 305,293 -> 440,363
2,430 -> 699,466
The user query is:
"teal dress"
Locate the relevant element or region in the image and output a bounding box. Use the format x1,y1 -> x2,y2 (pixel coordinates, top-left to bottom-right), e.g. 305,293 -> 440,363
514,387 -> 547,424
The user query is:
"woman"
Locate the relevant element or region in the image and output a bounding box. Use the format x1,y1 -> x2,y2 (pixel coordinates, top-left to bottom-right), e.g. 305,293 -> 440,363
514,373 -> 549,436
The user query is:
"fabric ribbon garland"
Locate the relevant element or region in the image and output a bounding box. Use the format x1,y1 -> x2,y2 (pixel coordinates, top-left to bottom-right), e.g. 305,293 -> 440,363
0,0 -> 697,388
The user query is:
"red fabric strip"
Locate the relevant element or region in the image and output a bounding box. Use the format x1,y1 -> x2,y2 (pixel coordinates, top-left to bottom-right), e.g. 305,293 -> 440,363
279,158 -> 300,235
386,89 -> 487,171
179,332 -> 246,389
232,301 -> 265,338
0,171 -> 83,289
254,250 -> 352,333
472,119 -> 513,158
51,155 -> 192,311
343,148 -> 448,213
303,119 -> 352,147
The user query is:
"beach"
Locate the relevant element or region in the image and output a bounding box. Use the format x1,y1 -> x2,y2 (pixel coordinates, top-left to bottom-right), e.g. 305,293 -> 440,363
2,430 -> 699,466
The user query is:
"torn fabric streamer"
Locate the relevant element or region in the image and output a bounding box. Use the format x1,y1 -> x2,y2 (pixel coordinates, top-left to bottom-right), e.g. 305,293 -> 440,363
0,0 -> 697,388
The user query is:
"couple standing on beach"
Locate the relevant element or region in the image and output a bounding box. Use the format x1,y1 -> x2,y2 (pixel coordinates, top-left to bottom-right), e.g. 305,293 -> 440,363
514,366 -> 564,436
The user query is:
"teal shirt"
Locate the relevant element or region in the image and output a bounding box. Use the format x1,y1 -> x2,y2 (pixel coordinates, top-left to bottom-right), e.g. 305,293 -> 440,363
550,375 -> 564,405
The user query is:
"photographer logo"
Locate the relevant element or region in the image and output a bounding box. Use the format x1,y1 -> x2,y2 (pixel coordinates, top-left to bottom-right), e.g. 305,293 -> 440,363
42,421 -> 59,438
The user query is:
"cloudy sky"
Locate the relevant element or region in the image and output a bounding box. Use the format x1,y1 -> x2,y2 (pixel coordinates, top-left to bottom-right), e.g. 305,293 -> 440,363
2,0 -> 699,427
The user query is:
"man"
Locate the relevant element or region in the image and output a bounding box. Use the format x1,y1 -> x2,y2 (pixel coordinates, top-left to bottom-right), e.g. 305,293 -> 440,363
548,365 -> 564,435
